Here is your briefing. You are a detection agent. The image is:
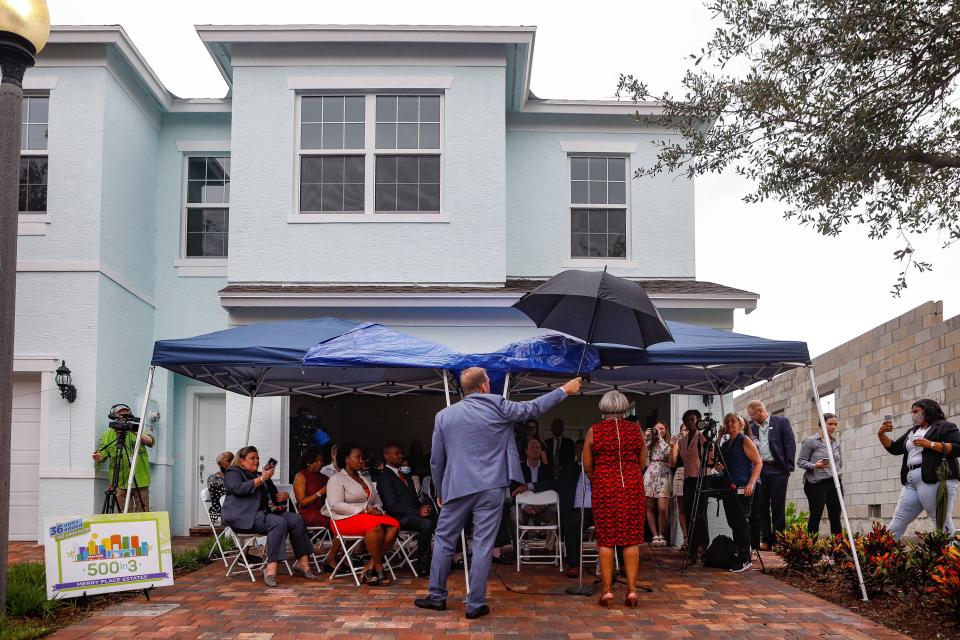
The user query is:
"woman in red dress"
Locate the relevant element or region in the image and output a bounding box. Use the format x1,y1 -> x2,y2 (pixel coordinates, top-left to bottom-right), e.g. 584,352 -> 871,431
583,390 -> 647,607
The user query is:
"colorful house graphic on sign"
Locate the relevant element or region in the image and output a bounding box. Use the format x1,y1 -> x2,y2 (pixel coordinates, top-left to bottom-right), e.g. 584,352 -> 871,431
71,532 -> 149,562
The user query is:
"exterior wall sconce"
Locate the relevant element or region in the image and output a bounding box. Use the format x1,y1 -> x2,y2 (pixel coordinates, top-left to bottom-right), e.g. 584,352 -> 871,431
55,360 -> 76,402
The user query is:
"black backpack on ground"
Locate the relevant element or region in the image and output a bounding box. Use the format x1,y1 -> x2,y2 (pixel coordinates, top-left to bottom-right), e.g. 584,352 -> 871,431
702,535 -> 737,569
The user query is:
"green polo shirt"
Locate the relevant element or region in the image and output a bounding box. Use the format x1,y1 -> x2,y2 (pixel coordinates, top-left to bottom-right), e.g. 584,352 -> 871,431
96,428 -> 152,489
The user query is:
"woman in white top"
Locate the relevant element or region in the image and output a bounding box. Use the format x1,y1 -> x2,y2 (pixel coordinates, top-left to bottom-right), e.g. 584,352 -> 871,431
324,442 -> 400,585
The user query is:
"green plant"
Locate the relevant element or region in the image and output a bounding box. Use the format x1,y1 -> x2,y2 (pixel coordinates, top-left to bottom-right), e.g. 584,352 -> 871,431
784,502 -> 809,530
4,562 -> 66,620
905,530 -> 954,591
171,536 -> 232,573
0,617 -> 53,640
930,544 -> 960,620
774,524 -> 826,572
840,522 -> 907,597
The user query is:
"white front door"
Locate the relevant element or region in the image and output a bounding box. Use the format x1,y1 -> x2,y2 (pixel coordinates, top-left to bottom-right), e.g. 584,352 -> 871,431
194,393 -> 226,526
10,373 -> 41,540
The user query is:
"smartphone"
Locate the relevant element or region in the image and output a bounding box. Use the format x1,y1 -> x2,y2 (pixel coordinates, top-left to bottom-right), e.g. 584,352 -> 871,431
884,414 -> 893,422
265,457 -> 278,470
817,458 -> 830,466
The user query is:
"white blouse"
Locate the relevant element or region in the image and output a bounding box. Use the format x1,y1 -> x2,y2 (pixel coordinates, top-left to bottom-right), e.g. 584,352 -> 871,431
322,469 -> 382,520
906,427 -> 929,467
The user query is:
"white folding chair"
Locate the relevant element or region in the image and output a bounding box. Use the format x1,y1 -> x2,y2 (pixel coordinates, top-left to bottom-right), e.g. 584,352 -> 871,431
287,490 -> 331,572
219,496 -> 292,582
386,530 -> 420,577
200,487 -> 233,567
515,489 -> 564,571
325,500 -> 368,586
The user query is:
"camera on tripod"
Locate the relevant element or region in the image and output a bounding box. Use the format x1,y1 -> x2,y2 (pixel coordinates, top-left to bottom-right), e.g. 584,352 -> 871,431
107,403 -> 141,433
696,412 -> 720,439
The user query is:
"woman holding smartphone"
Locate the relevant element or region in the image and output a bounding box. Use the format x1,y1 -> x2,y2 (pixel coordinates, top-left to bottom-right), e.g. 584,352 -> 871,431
878,399 -> 960,539
797,413 -> 843,536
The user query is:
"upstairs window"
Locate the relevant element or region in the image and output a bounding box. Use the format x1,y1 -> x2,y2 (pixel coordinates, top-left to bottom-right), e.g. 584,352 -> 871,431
570,156 -> 628,259
297,93 -> 442,216
184,156 -> 229,258
19,95 -> 48,213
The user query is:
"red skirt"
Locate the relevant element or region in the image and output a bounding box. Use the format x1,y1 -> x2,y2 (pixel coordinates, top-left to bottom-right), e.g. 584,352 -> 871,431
332,513 -> 400,537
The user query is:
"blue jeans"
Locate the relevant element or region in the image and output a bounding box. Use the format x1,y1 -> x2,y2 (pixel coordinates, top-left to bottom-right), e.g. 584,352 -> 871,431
889,468 -> 959,539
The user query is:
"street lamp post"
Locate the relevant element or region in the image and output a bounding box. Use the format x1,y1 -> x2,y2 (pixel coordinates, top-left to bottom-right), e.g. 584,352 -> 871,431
0,0 -> 50,611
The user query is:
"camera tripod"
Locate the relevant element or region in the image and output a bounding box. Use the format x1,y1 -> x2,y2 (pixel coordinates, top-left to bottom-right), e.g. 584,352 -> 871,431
98,427 -> 145,515
680,424 -> 765,576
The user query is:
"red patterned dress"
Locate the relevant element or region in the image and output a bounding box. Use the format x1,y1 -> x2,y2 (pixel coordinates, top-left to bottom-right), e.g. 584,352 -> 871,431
589,418 -> 645,547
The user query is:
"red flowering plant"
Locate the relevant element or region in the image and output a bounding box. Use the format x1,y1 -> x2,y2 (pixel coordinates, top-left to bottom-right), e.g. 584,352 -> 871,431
929,544 -> 960,620
774,524 -> 826,572
840,523 -> 907,597
905,529 -> 955,592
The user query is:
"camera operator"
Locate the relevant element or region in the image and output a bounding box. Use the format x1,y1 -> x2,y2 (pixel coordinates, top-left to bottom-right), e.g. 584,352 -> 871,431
675,409 -> 709,562
92,404 -> 154,512
711,413 -> 762,573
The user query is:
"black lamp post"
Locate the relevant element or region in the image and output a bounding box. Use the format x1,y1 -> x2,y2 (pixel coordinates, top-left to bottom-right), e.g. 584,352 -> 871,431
55,360 -> 76,402
0,0 -> 51,610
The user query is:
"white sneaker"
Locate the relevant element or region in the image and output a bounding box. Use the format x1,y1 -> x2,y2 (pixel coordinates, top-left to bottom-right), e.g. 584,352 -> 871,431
730,561 -> 752,573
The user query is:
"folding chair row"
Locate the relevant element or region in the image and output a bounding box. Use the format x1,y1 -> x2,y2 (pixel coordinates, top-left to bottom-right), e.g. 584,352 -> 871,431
515,489 -> 564,571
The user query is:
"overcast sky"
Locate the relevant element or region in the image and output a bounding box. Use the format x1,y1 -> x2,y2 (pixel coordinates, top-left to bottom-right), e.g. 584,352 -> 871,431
47,0 -> 960,357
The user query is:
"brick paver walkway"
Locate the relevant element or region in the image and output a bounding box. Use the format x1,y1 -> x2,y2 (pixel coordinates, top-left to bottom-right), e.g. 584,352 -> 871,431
39,546 -> 904,639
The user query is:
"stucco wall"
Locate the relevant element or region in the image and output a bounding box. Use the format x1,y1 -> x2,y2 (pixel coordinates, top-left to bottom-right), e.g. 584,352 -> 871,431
228,64 -> 506,284
735,301 -> 960,534
505,127 -> 696,280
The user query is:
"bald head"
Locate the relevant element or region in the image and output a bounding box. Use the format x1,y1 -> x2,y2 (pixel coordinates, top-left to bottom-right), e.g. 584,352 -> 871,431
460,367 -> 490,395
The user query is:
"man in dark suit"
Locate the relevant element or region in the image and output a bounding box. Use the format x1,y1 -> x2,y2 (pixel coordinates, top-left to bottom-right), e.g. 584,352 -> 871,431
746,401 -> 797,550
558,439 -> 591,577
512,438 -> 558,551
380,443 -> 436,574
544,418 -> 576,478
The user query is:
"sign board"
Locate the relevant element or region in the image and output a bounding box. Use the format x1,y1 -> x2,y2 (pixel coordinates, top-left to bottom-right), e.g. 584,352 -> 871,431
42,512 -> 174,599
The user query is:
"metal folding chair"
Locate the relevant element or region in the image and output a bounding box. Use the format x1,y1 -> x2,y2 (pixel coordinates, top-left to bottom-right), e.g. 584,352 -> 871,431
386,530 -> 420,577
200,487 -> 233,567
219,496 -> 292,582
287,490 -> 331,572
515,489 -> 564,571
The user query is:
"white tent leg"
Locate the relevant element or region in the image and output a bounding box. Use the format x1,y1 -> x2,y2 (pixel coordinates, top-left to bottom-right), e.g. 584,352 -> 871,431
124,366 -> 156,513
503,372 -> 511,400
441,370 -> 470,596
809,366 -> 868,601
243,394 -> 255,447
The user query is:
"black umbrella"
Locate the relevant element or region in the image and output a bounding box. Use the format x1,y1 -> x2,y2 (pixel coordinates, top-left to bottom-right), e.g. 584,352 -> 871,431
512,267 -> 674,372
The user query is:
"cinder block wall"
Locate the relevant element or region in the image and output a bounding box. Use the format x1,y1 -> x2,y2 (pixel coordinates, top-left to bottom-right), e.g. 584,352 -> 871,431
735,301 -> 960,534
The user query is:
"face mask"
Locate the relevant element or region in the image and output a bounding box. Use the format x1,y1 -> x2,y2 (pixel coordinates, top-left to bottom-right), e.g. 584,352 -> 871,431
912,412 -> 925,427
399,465 -> 412,475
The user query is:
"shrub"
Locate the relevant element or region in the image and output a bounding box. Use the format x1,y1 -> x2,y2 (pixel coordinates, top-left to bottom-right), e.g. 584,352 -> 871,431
840,523 -> 907,597
171,535 -> 233,573
4,562 -> 66,620
774,524 -> 826,572
784,501 -> 809,530
930,544 -> 960,620
827,531 -> 857,567
905,529 -> 954,591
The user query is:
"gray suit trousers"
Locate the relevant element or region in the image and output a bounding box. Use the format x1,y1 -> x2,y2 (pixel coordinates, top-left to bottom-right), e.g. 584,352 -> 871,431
428,487 -> 504,611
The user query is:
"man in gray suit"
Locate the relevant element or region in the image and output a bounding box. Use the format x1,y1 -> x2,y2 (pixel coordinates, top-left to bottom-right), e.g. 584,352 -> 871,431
415,367 -> 581,619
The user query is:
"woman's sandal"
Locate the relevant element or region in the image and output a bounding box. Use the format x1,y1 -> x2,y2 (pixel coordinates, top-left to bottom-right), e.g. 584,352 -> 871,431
598,592 -> 614,607
625,592 -> 639,608
359,567 -> 380,586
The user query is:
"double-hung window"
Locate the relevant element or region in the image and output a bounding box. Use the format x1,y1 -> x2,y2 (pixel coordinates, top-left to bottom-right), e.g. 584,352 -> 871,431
297,93 -> 442,217
19,95 -> 48,213
184,156 -> 230,258
570,156 -> 628,259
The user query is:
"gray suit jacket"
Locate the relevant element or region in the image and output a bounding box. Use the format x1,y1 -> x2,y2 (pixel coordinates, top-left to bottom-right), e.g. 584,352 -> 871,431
431,388 -> 567,503
221,466 -> 274,531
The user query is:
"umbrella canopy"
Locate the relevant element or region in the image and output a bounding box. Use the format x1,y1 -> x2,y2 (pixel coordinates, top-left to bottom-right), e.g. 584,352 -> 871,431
511,269 -> 674,349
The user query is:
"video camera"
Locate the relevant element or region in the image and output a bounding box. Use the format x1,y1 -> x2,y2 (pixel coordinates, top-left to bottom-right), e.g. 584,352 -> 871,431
696,412 -> 720,440
107,403 -> 141,433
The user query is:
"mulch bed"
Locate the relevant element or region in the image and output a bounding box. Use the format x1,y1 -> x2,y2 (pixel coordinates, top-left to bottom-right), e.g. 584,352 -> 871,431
771,566 -> 960,639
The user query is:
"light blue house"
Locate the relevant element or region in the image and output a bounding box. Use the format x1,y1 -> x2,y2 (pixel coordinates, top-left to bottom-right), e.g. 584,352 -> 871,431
10,24 -> 757,540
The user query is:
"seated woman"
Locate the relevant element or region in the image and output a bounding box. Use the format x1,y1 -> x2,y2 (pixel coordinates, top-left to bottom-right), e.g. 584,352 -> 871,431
324,442 -> 400,586
292,446 -> 340,572
222,445 -> 319,587
206,450 -> 233,525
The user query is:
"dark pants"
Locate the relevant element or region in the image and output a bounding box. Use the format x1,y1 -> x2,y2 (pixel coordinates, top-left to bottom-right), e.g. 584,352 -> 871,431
751,468 -> 789,547
248,510 -> 313,563
683,476 -> 709,558
397,513 -> 437,567
721,490 -> 753,564
562,506 -> 593,568
804,478 -> 843,536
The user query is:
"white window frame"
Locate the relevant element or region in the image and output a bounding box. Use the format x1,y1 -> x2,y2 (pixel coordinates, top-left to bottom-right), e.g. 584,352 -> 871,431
17,94 -> 50,237
291,92 -> 447,223
177,152 -> 230,277
566,153 -> 631,262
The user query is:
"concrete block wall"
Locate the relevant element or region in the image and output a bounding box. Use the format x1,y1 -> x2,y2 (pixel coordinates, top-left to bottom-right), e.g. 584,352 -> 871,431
735,301 -> 960,535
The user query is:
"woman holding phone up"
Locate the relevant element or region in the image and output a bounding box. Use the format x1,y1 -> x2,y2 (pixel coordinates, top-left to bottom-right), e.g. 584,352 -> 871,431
797,413 -> 843,537
879,399 -> 960,539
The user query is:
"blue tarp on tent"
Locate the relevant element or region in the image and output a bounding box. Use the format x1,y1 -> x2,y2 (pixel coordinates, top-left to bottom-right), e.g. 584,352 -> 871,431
490,321 -> 810,396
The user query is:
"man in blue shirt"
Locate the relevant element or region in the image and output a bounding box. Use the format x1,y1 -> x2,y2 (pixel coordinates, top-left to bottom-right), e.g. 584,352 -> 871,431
746,400 -> 797,550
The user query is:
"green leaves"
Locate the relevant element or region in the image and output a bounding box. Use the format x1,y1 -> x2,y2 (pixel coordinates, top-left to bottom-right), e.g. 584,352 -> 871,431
620,0 -> 960,294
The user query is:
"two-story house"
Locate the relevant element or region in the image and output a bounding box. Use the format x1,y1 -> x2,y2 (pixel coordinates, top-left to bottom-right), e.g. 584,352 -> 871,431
9,24 -> 758,540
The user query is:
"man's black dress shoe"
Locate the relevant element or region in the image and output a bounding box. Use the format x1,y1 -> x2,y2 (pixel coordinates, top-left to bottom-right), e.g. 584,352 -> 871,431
414,597 -> 447,611
466,604 -> 490,619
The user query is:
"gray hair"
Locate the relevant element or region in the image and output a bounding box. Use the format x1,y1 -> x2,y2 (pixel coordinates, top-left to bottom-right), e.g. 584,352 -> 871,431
216,450 -> 234,469
598,390 -> 630,417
